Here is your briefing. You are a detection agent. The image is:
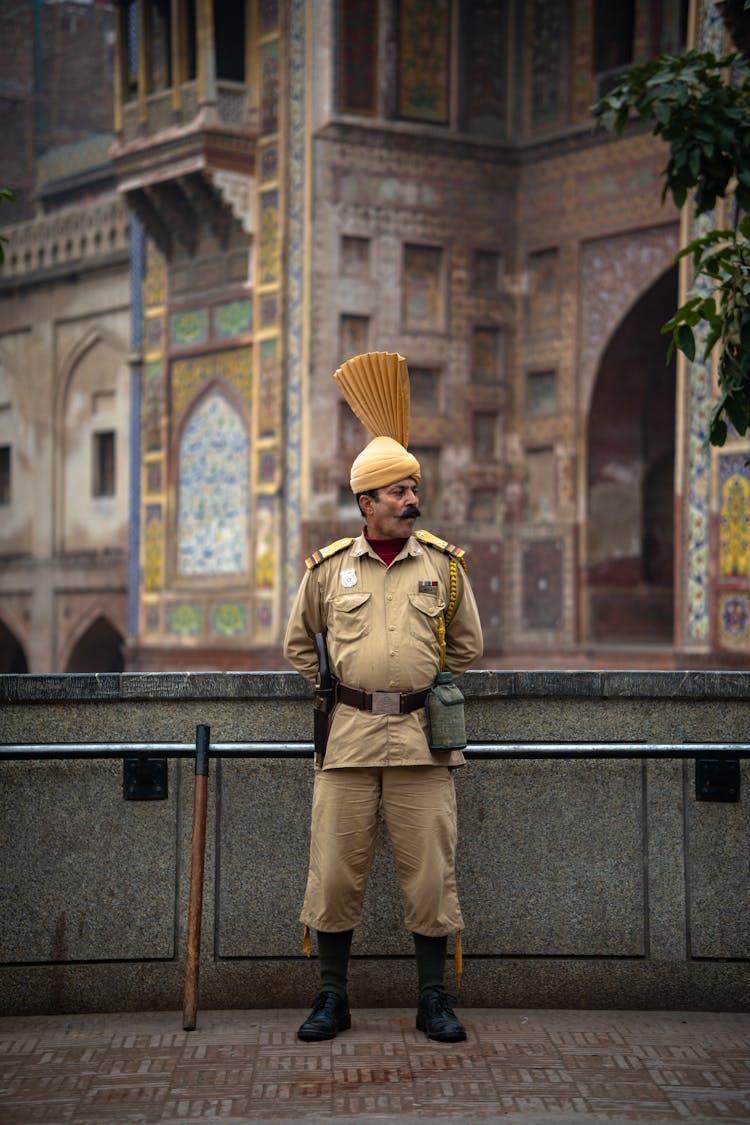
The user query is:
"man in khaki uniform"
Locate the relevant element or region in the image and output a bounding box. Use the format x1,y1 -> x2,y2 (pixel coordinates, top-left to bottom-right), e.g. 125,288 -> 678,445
284,352 -> 483,1043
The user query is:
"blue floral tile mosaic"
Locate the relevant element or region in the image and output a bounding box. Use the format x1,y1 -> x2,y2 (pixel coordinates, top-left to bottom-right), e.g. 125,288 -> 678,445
177,392 -> 250,576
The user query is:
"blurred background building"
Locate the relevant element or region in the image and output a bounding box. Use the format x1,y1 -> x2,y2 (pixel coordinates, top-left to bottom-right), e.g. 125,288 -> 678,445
0,0 -> 747,673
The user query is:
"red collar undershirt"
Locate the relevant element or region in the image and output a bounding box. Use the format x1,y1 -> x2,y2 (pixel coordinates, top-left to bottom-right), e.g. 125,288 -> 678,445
363,527 -> 407,567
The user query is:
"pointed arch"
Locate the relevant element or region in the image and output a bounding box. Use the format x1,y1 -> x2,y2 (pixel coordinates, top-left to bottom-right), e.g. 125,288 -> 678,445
0,616 -> 29,673
55,323 -> 129,421
63,611 -> 125,673
55,323 -> 130,553
583,264 -> 677,643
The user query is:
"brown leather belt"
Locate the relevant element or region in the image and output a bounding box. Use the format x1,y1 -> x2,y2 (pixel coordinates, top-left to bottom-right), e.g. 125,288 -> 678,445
335,682 -> 430,716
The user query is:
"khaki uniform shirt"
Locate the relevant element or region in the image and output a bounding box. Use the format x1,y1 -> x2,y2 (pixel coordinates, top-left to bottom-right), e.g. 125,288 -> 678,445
283,531 -> 484,769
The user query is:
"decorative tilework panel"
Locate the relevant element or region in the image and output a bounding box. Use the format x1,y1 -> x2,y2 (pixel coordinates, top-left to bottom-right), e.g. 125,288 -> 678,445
522,537 -> 564,630
340,0 -> 378,114
259,189 -> 280,286
171,347 -> 253,417
403,244 -> 444,331
260,294 -> 279,328
146,315 -> 164,353
144,602 -> 160,633
144,504 -> 164,592
261,144 -> 279,182
399,0 -> 449,122
718,593 -> 750,648
143,362 -> 165,452
255,496 -> 276,589
170,309 -> 209,348
144,243 -> 166,308
258,337 -> 281,437
685,218 -> 714,642
258,449 -> 278,485
177,392 -> 250,577
168,603 -> 202,637
261,40 -> 280,133
213,299 -> 253,340
256,601 -> 273,630
683,1 -> 726,644
719,455 -> 750,579
211,602 -> 249,638
145,461 -> 162,494
284,0 -> 306,615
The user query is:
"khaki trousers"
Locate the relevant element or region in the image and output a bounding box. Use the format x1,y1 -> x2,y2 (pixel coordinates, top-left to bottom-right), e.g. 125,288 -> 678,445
300,765 -> 464,937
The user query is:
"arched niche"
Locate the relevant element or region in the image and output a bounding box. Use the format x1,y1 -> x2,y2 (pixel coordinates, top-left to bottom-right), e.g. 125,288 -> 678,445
585,265 -> 677,643
0,619 -> 29,673
57,327 -> 129,553
65,615 -> 124,673
176,387 -> 250,577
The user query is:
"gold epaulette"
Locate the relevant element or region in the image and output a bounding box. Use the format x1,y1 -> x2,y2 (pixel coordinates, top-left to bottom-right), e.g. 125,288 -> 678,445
416,529 -> 467,569
304,537 -> 354,570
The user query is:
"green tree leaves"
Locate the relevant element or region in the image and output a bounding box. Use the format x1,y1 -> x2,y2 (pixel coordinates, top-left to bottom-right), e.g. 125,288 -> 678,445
595,51 -> 750,445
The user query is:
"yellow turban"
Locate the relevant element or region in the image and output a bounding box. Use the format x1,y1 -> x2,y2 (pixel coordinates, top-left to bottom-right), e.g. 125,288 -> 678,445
333,351 -> 421,494
350,436 -> 421,494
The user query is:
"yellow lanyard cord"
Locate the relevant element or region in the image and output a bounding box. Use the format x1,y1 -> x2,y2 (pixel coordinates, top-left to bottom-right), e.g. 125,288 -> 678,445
438,557 -> 459,672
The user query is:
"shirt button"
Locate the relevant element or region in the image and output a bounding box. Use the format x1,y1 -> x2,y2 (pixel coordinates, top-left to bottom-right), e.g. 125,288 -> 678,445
387,595 -> 393,601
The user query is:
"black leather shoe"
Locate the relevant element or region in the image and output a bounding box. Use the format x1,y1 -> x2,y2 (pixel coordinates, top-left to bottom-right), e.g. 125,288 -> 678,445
297,991 -> 351,1041
416,989 -> 467,1042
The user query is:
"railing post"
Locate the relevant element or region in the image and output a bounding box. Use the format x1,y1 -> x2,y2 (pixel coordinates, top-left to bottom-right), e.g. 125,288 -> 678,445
182,723 -> 210,1031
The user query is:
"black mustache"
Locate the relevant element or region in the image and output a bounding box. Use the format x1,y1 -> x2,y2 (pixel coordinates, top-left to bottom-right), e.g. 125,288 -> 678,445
400,506 -> 421,519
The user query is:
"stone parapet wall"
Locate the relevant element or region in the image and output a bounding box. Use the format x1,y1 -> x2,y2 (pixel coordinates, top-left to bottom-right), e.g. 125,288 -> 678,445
0,195 -> 130,285
1,671 -> 748,1015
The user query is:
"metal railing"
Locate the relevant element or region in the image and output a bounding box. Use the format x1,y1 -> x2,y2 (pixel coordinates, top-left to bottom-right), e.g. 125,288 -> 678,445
2,729 -> 748,1029
4,741 -> 750,761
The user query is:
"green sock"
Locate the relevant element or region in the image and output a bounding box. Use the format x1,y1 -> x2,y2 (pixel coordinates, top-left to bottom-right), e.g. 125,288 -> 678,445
412,932 -> 447,995
316,929 -> 353,1001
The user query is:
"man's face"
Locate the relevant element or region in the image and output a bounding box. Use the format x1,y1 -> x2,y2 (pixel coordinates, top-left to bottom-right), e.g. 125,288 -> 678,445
362,478 -> 421,540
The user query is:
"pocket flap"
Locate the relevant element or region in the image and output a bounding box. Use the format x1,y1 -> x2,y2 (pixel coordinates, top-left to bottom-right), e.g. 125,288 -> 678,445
332,591 -> 372,612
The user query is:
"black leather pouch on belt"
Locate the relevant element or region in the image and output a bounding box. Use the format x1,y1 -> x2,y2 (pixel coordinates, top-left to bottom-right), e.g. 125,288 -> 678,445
313,684 -> 335,757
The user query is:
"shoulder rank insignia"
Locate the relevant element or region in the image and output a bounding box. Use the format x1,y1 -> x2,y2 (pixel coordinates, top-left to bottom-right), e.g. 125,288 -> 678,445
304,537 -> 354,570
415,529 -> 467,568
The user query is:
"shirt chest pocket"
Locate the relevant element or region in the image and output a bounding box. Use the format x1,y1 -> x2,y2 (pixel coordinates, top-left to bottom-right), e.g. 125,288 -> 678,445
329,591 -> 372,642
407,592 -> 446,635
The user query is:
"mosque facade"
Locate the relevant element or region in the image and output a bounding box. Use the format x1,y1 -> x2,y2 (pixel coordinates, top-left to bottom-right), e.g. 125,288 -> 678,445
0,0 -> 748,672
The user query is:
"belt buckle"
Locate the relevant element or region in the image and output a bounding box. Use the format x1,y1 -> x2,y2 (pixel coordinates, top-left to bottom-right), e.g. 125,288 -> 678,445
371,691 -> 402,715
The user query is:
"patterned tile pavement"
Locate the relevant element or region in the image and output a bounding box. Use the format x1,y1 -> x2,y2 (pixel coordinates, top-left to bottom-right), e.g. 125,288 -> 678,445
0,1007 -> 749,1125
